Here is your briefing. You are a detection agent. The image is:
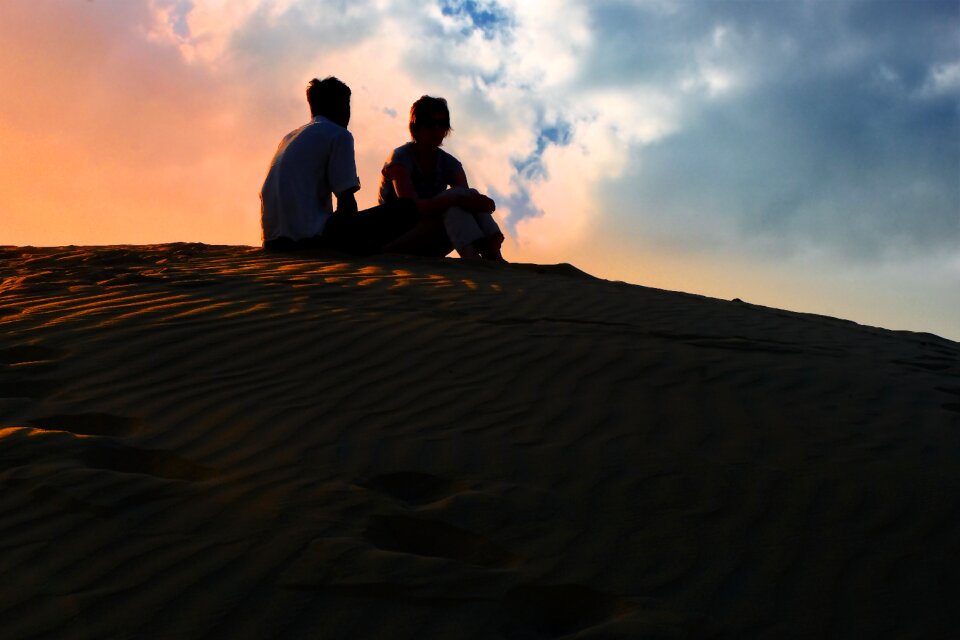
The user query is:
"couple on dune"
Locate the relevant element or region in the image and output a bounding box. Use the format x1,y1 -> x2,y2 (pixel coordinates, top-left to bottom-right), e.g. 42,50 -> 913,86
260,76 -> 505,262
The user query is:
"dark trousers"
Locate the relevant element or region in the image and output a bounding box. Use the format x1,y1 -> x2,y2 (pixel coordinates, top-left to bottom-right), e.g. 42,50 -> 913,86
264,199 -> 419,255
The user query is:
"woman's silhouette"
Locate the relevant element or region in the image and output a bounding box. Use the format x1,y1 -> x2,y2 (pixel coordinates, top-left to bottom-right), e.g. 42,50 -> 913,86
378,96 -> 505,261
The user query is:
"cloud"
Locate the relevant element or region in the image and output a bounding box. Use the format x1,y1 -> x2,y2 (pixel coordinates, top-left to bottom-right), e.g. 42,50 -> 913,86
560,0 -> 960,264
922,61 -> 960,98
2,0 -> 956,268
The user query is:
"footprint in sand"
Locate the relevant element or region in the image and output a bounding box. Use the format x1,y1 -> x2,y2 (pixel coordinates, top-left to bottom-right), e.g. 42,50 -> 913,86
650,331 -> 812,355
0,345 -> 64,364
364,514 -> 518,568
82,442 -> 216,482
359,471 -> 460,507
936,387 -> 960,414
1,424 -> 214,483
0,379 -> 58,398
28,413 -> 139,437
0,428 -> 216,482
893,355 -> 957,373
500,584 -> 704,639
0,344 -> 65,398
500,584 -> 624,639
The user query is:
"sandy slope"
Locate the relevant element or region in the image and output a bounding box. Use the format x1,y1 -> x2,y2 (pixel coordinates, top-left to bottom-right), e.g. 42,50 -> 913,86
1,243 -> 957,639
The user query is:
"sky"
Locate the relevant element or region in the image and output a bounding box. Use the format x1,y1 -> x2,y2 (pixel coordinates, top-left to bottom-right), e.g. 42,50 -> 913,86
1,0 -> 958,340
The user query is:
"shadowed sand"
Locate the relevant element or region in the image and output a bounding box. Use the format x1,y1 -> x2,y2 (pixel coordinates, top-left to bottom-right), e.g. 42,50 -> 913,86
1,243 -> 957,639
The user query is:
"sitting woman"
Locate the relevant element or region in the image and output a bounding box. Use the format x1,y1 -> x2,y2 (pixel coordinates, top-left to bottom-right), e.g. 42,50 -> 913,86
378,96 -> 505,261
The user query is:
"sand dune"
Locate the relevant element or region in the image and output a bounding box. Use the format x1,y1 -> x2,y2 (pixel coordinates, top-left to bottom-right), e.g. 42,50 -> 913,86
1,243 -> 957,639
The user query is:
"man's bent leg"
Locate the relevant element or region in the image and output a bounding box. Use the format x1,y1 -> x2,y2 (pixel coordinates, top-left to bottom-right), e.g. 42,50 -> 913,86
324,199 -> 419,255
263,235 -> 327,252
383,217 -> 453,257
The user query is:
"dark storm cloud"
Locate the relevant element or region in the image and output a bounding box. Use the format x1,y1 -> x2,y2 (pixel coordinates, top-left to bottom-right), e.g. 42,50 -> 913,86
582,0 -> 959,261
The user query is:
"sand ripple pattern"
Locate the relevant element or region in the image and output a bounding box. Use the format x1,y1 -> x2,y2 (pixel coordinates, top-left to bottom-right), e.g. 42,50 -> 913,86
1,244 -> 958,639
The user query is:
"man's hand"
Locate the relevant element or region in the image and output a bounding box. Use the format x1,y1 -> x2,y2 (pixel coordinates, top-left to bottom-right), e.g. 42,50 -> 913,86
335,189 -> 359,216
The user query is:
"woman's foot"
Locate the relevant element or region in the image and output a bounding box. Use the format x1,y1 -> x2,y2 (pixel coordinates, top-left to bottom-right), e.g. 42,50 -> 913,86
456,243 -> 483,260
476,235 -> 506,262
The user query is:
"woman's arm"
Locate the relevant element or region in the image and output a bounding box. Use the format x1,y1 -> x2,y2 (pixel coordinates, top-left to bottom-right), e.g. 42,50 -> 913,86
382,163 -> 419,201
383,163 -> 494,216
450,165 -> 469,189
449,165 -> 496,212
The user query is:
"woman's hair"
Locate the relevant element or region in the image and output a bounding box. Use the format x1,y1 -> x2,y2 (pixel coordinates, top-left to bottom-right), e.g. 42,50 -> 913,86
409,95 -> 452,142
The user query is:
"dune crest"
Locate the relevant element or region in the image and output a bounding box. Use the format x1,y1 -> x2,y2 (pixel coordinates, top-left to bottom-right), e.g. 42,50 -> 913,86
1,244 -> 957,639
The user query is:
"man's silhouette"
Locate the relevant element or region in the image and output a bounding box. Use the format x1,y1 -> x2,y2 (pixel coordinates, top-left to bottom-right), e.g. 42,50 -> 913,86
260,76 -> 420,254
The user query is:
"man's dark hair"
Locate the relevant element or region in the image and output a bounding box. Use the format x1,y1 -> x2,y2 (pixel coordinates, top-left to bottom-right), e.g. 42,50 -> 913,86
409,95 -> 452,142
307,76 -> 351,124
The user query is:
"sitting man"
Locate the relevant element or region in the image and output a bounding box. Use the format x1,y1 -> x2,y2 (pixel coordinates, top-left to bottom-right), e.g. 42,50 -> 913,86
260,76 -> 428,255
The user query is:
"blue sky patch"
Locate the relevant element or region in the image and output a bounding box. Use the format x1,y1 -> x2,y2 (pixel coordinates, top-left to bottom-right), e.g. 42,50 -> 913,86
491,178 -> 545,237
439,0 -> 511,40
511,121 -> 574,181
164,0 -> 193,40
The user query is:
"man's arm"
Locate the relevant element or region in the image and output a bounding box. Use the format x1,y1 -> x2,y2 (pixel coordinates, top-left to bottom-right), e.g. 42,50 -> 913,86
329,129 -> 361,216
334,187 -> 359,216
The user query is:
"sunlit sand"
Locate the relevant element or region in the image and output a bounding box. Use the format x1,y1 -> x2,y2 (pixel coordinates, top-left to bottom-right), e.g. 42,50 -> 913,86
1,243 -> 957,638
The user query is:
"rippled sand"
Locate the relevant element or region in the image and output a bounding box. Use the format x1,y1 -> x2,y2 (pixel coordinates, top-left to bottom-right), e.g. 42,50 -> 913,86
1,243 -> 957,638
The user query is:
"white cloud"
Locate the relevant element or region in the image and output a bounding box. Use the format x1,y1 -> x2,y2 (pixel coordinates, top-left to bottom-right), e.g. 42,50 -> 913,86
921,60 -> 960,98
134,0 -> 702,252
14,0 -> 955,267
147,0 -> 267,65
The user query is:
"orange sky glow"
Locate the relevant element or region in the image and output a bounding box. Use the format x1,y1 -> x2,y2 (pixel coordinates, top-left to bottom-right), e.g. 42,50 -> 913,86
2,1 -> 957,341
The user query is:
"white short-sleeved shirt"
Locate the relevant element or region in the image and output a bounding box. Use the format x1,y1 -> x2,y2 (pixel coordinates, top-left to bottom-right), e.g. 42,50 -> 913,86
260,115 -> 361,242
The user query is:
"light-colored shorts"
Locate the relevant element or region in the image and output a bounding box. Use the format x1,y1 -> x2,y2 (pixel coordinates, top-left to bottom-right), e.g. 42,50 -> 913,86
441,187 -> 503,250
